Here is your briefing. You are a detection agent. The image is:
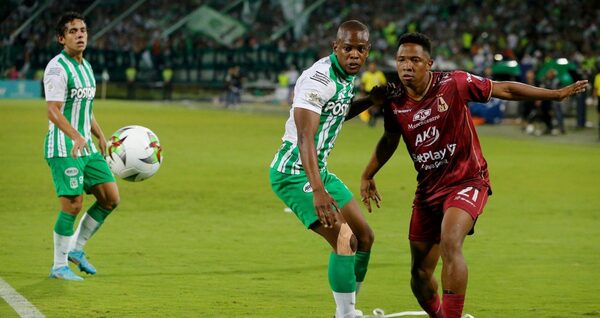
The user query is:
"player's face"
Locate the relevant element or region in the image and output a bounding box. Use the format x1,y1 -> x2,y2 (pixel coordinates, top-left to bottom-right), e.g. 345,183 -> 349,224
396,43 -> 433,86
333,30 -> 370,75
58,19 -> 87,54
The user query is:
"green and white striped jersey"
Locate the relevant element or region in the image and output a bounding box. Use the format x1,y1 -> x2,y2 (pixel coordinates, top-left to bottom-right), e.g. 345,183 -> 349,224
43,50 -> 97,158
271,54 -> 356,175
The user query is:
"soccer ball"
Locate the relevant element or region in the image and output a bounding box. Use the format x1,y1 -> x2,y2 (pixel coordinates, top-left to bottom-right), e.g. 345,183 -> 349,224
105,125 -> 163,182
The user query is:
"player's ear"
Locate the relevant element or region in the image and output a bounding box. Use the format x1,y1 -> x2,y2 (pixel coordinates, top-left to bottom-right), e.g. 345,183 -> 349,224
57,35 -> 65,45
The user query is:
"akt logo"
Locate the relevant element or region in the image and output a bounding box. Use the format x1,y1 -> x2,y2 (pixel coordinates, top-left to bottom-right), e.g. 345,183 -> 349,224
413,109 -> 431,122
415,126 -> 439,147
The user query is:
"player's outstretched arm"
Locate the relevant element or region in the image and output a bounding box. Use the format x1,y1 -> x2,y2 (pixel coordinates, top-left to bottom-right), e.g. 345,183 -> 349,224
47,101 -> 89,158
295,107 -> 338,228
346,83 -> 400,121
360,130 -> 401,212
491,80 -> 588,101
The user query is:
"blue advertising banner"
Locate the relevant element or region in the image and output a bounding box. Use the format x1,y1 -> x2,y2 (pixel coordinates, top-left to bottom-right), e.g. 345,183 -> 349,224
0,80 -> 42,99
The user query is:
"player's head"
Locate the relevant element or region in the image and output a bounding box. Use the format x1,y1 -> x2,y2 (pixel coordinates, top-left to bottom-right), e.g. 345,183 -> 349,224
333,20 -> 370,75
395,32 -> 433,86
368,61 -> 377,72
55,12 -> 87,54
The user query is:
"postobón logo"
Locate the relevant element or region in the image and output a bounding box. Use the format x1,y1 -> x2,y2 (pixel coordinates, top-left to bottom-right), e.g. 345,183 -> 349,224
324,101 -> 350,116
70,87 -> 95,99
415,126 -> 439,147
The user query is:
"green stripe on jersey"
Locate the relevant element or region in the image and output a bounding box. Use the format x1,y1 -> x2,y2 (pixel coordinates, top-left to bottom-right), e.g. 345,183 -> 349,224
271,54 -> 355,174
44,51 -> 97,158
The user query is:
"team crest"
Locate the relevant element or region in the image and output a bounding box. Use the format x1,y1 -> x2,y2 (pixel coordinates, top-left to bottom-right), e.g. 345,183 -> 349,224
437,96 -> 449,112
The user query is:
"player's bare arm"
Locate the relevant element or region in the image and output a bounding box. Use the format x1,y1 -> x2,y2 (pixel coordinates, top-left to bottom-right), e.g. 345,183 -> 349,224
360,130 -> 401,212
294,107 -> 338,228
491,80 -> 588,101
346,84 -> 399,121
90,114 -> 107,155
47,100 -> 89,158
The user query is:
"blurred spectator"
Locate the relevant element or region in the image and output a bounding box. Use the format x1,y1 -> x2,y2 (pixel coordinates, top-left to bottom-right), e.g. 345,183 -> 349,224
224,65 -> 242,108
595,69 -> 600,139
126,64 -> 137,99
286,64 -> 299,104
541,69 -> 565,134
360,60 -> 387,126
520,70 -> 538,134
4,65 -> 19,79
162,65 -> 173,100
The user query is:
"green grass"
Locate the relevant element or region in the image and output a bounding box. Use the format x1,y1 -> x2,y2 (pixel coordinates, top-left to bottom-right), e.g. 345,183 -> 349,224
0,99 -> 599,317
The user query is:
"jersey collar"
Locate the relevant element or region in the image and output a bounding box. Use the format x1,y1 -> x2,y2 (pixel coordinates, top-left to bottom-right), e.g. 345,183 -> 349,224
61,50 -> 83,66
329,54 -> 353,82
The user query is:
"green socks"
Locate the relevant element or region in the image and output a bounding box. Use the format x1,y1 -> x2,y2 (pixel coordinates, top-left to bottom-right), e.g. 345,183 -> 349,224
54,211 -> 76,236
328,252 -> 356,293
355,250 -> 371,283
86,202 -> 112,223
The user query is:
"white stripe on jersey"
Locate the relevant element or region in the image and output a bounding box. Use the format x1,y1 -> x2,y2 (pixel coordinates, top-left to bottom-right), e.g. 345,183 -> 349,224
47,123 -> 54,158
60,55 -> 88,156
277,146 -> 294,173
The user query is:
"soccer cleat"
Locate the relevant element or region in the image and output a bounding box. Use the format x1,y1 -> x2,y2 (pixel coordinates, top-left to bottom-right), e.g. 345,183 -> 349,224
68,251 -> 97,275
49,266 -> 84,281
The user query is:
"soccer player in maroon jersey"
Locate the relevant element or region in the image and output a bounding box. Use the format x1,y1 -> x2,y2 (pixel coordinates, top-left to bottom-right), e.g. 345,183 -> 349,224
354,33 -> 587,318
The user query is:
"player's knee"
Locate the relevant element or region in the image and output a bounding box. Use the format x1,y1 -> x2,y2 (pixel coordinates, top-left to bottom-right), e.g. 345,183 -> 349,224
336,223 -> 357,255
357,228 -> 374,250
439,238 -> 462,259
100,196 -> 120,210
411,264 -> 433,281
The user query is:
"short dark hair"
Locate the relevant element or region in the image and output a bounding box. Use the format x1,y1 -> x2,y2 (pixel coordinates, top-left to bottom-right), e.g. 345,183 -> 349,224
398,32 -> 432,55
55,11 -> 84,37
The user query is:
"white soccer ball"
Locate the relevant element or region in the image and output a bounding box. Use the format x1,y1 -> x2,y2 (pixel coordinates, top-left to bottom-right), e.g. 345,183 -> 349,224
105,125 -> 163,182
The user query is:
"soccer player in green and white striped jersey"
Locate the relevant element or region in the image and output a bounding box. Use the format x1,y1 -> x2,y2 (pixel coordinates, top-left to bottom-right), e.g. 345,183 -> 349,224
44,12 -> 120,281
269,20 -> 374,318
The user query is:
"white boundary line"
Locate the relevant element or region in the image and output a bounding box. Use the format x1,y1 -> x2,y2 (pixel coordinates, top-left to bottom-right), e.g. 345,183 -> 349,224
0,277 -> 45,318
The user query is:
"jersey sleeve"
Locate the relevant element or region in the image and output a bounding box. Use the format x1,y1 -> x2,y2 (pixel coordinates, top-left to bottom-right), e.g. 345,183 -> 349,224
382,102 -> 402,133
453,71 -> 492,103
44,62 -> 67,102
292,69 -> 336,114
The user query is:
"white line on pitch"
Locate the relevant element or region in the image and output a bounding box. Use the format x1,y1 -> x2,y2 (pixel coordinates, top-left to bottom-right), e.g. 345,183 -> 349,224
0,277 -> 45,318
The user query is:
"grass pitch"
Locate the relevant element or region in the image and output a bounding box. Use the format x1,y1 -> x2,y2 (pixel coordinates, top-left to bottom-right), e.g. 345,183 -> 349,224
0,99 -> 599,317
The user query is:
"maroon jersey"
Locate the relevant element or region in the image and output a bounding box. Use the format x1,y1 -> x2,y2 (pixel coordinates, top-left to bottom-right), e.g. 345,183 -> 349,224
383,71 -> 493,202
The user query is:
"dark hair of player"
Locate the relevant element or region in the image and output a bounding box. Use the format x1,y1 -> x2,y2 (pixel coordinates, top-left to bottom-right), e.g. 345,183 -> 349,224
55,11 -> 85,37
398,32 -> 432,55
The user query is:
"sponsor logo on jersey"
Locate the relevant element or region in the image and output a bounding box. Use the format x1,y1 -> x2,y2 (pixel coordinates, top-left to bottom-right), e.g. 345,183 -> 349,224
303,182 -> 313,193
393,108 -> 412,114
64,167 -> 79,176
70,87 -> 95,99
437,96 -> 449,112
411,143 -> 456,170
415,126 -> 440,147
466,72 -> 483,83
305,90 -> 325,106
408,115 -> 440,130
324,100 -> 350,116
413,109 -> 431,122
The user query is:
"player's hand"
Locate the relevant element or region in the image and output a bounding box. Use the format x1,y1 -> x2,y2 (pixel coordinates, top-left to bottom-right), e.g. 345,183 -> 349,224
71,134 -> 90,158
557,80 -> 588,101
360,178 -> 381,213
313,189 -> 339,228
369,85 -> 388,106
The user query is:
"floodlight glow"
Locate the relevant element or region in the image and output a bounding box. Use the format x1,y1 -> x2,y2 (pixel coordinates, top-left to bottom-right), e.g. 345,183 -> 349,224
507,60 -> 518,67
494,54 -> 503,61
556,58 -> 568,65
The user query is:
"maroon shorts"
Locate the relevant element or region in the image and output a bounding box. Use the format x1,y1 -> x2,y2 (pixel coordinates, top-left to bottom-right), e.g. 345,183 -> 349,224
409,184 -> 490,242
